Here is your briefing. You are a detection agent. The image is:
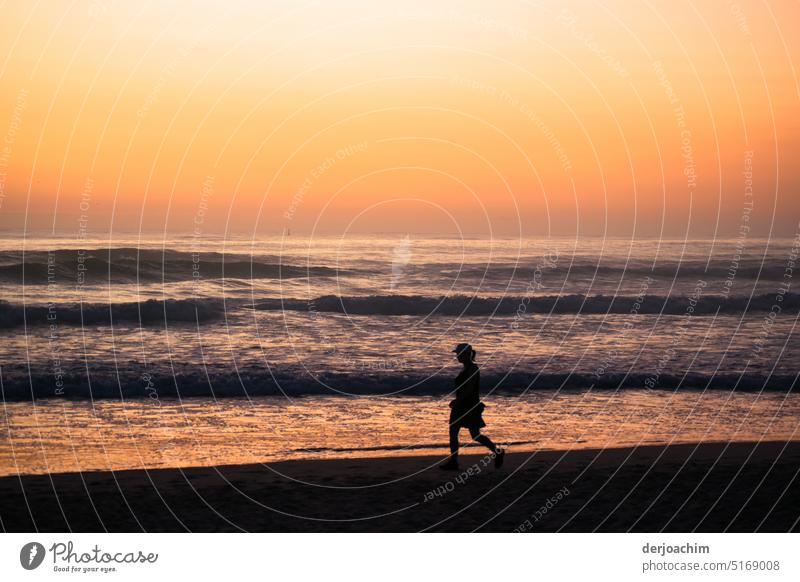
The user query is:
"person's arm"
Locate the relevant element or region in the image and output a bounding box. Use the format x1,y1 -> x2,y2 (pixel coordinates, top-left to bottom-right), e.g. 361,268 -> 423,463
468,368 -> 481,402
452,370 -> 469,407
456,367 -> 480,403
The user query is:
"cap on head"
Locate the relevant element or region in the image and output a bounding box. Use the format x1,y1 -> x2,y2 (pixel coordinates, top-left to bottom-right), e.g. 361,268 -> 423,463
453,343 -> 473,355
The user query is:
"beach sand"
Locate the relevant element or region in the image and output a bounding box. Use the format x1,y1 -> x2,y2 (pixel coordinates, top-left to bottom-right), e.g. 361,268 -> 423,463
1,441 -> 797,532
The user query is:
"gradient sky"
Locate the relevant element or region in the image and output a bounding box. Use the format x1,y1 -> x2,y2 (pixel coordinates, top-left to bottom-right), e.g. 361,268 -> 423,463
0,0 -> 798,237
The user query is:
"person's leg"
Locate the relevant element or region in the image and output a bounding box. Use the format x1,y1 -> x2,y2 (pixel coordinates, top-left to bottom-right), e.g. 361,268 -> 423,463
440,424 -> 461,469
449,424 -> 460,456
469,427 -> 497,453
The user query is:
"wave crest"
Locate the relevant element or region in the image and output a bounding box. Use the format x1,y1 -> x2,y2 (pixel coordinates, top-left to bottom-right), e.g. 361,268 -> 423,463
253,292 -> 799,316
0,248 -> 338,284
2,369 -> 795,401
0,298 -> 227,327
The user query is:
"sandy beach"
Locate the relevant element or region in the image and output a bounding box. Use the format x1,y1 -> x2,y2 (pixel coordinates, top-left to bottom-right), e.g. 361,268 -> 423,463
1,440 -> 797,532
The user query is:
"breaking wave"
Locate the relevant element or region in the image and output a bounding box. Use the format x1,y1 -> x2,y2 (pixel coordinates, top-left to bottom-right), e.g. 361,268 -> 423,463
253,292 -> 799,316
0,298 -> 229,327
448,259 -> 791,280
1,368 -> 795,401
3,291 -> 795,328
3,249 -> 791,285
0,248 -> 339,284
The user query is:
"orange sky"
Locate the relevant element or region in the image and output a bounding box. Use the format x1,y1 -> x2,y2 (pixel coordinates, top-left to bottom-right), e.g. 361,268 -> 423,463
0,0 -> 798,237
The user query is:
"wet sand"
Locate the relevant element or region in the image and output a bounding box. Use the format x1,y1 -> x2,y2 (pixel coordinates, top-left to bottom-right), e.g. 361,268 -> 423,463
1,441 -> 798,532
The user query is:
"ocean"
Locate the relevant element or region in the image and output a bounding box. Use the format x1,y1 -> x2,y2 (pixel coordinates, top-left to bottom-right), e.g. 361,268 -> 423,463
1,234 -> 798,475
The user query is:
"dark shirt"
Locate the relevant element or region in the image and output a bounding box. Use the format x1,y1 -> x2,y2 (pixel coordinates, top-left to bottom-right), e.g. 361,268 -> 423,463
454,364 -> 480,408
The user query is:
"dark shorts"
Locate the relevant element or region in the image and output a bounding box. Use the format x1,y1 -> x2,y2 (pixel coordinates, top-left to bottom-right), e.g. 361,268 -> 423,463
449,402 -> 486,430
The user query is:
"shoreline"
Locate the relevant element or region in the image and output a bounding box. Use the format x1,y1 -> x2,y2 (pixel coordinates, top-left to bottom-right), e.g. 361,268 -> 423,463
1,440 -> 798,532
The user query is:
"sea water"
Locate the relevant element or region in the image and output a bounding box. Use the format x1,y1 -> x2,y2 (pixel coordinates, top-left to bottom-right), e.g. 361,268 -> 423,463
1,234 -> 798,475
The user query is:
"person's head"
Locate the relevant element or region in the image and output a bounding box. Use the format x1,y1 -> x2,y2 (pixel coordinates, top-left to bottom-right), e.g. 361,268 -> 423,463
453,343 -> 476,365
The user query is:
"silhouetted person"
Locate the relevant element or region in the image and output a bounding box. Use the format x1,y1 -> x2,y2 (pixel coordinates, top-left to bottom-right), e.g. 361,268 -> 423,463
440,343 -> 505,470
